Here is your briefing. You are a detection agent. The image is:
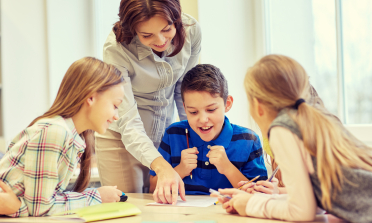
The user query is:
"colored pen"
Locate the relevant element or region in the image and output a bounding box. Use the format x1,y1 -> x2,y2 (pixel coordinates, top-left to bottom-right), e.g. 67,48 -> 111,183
185,129 -> 192,179
268,166 -> 280,182
238,175 -> 261,190
209,188 -> 231,205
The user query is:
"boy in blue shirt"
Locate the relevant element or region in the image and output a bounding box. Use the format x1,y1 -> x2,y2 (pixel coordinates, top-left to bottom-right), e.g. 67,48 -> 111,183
149,64 -> 267,195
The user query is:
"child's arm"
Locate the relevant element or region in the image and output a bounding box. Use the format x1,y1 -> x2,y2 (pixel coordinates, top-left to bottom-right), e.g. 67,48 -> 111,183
0,180 -> 21,215
207,146 -> 248,188
244,127 -> 316,221
13,126 -> 102,217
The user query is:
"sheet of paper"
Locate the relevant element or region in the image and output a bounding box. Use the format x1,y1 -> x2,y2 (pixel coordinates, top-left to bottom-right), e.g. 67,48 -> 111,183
147,196 -> 218,207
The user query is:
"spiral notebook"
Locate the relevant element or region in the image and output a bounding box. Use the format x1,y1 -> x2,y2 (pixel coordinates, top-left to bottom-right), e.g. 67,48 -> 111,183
51,202 -> 141,222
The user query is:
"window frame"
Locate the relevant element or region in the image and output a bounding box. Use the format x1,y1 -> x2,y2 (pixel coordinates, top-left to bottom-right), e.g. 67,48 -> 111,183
262,0 -> 372,145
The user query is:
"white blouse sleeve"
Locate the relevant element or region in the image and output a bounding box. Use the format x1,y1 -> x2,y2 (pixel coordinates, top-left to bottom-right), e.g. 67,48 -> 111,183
245,127 -> 317,221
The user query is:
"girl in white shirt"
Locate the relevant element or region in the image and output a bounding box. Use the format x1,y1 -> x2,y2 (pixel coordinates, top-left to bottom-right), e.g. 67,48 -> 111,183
214,54 -> 372,222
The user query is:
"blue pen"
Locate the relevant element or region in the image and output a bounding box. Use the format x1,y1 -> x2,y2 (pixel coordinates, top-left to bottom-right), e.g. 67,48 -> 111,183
268,166 -> 280,182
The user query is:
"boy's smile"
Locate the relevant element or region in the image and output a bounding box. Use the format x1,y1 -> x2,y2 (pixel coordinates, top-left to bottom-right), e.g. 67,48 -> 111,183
183,91 -> 233,142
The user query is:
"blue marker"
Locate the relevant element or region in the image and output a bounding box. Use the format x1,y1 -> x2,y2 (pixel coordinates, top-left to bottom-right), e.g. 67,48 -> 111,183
209,188 -> 231,205
120,192 -> 128,202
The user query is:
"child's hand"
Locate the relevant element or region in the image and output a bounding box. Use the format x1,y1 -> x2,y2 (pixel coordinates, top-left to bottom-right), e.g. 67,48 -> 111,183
176,147 -> 199,178
226,193 -> 252,216
97,186 -> 122,203
237,181 -> 256,194
0,180 -> 21,215
253,177 -> 279,194
206,146 -> 231,174
212,188 -> 250,215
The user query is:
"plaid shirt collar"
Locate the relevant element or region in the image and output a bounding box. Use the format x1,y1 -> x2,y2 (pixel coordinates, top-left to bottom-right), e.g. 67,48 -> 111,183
64,117 -> 86,153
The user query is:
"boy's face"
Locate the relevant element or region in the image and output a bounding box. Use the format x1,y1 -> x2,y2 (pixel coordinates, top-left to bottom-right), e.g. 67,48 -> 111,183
183,91 -> 233,142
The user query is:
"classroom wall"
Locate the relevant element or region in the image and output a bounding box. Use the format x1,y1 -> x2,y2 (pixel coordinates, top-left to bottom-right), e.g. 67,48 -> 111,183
181,0 -> 199,21
0,0 -> 263,153
198,0 -> 264,134
1,0 -> 50,145
46,0 -> 97,105
0,0 -> 102,152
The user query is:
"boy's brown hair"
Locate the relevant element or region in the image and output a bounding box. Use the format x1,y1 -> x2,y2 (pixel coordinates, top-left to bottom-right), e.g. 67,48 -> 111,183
181,64 -> 228,104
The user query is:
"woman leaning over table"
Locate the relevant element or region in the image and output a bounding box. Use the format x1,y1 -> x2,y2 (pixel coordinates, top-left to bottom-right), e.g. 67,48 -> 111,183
95,0 -> 201,204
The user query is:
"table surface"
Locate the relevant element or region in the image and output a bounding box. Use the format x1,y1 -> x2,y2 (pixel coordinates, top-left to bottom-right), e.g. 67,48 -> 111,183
0,193 -> 346,223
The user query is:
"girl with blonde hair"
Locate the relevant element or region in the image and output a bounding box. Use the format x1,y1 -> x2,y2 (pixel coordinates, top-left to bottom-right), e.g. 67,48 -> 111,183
215,54 -> 372,222
239,84 -> 330,194
0,57 -> 125,217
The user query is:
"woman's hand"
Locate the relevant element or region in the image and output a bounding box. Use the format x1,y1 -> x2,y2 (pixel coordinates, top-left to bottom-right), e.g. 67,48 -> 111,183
0,180 -> 21,215
97,186 -> 122,203
152,157 -> 186,205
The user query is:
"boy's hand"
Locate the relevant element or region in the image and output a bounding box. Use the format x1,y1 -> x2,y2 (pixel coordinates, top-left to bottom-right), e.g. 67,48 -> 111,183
206,145 -> 231,174
175,147 -> 199,179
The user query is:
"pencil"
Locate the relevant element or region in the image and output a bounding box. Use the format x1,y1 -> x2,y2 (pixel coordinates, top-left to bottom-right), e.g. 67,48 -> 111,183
185,129 -> 192,179
237,175 -> 261,190
214,175 -> 261,205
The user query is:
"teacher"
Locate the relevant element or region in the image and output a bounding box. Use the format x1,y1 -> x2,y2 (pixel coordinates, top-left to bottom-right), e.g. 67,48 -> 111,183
95,0 -> 201,204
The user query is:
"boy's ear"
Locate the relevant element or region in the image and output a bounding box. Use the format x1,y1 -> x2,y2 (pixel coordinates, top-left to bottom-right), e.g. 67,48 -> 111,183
225,95 -> 234,112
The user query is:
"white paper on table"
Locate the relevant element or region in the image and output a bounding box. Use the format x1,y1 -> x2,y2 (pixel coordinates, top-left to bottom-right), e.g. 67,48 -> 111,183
147,196 -> 218,207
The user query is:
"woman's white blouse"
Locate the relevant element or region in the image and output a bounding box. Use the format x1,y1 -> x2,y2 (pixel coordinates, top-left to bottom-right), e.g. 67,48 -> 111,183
103,13 -> 201,168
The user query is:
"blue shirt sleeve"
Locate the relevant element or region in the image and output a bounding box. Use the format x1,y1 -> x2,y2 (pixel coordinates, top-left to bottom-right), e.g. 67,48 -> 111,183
149,129 -> 173,176
240,133 -> 268,180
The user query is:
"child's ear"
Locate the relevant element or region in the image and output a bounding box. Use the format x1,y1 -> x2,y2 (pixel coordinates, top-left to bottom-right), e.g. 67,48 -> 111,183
86,92 -> 98,107
253,98 -> 264,117
225,95 -> 234,112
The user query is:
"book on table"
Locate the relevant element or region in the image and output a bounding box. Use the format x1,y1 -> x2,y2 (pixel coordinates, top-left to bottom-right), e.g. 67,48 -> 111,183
51,202 -> 141,222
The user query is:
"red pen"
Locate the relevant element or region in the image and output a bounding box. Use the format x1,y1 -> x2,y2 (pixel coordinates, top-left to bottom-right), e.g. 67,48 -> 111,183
185,129 -> 192,179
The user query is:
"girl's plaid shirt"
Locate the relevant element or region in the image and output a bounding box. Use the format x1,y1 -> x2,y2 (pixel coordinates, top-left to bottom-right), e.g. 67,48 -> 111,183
0,116 -> 101,217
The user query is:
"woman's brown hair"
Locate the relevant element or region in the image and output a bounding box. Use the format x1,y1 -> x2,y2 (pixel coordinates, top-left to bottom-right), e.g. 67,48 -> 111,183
29,57 -> 124,193
113,0 -> 186,57
245,54 -> 372,210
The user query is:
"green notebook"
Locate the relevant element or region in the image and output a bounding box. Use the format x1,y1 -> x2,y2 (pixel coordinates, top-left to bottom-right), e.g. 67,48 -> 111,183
52,202 -> 141,222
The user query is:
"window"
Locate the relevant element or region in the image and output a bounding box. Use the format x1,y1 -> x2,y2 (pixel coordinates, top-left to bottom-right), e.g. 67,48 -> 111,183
263,0 -> 372,145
